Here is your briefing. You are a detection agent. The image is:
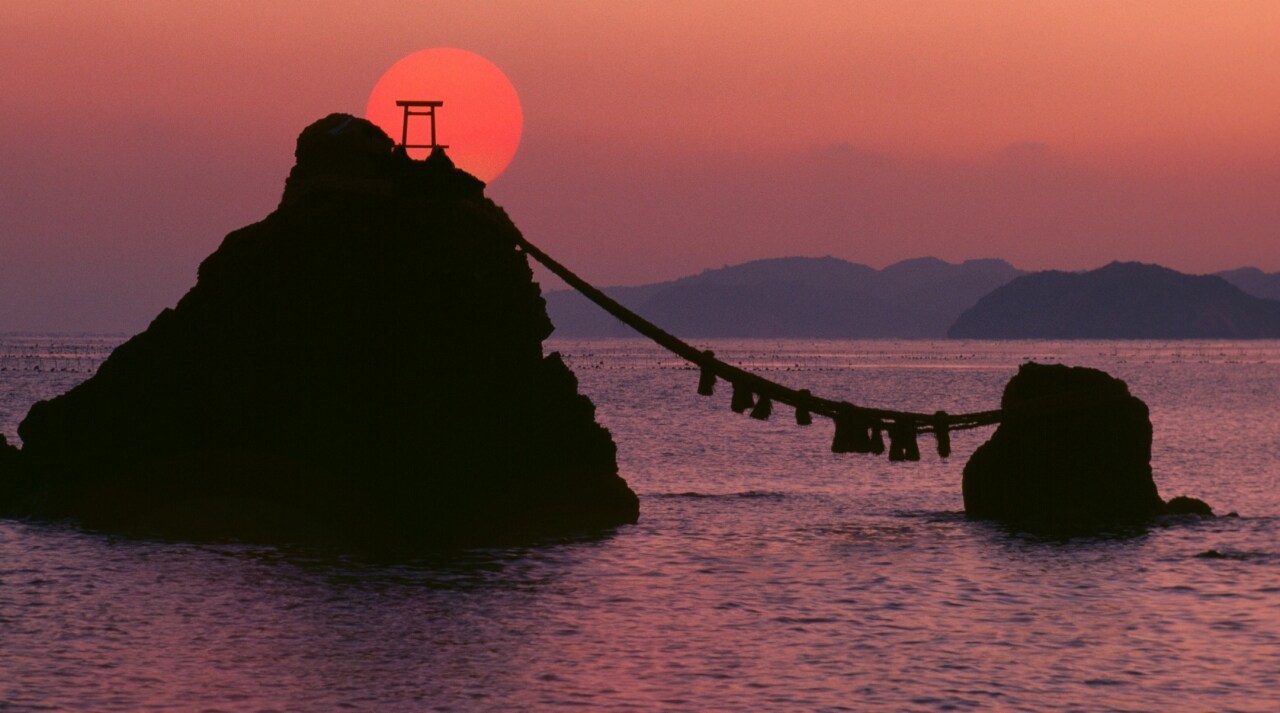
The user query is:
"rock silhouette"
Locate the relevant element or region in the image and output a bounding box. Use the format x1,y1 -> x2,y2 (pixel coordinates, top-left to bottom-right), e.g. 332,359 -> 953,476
949,262 -> 1280,338
0,113 -> 638,548
964,362 -> 1210,533
1216,266 -> 1280,301
544,256 -> 1023,338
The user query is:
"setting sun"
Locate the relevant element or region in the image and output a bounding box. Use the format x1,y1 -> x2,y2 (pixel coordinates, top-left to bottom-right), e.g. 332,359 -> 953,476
365,48 -> 523,183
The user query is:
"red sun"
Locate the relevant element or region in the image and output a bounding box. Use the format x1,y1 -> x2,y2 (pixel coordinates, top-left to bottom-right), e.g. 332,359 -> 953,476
366,48 -> 523,183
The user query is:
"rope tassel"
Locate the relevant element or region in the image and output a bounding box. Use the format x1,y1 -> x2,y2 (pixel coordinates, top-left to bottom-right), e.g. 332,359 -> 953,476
904,420 -> 921,461
888,421 -> 913,461
870,422 -> 886,455
832,405 -> 856,453
750,394 -> 773,420
852,424 -> 873,453
933,410 -> 951,458
697,353 -> 716,396
888,422 -> 905,461
730,382 -> 755,413
832,403 -> 873,453
795,389 -> 812,426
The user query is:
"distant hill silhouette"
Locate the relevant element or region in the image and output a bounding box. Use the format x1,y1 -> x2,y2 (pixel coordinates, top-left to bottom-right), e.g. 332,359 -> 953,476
545,256 -> 1023,338
948,262 -> 1280,338
1216,267 -> 1280,301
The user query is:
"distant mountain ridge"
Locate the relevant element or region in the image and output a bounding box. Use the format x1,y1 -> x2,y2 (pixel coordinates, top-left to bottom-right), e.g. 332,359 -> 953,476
1216,267 -> 1280,301
545,256 -> 1024,338
949,262 -> 1280,339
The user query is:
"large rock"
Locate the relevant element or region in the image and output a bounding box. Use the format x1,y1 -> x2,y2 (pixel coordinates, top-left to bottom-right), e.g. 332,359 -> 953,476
963,362 -> 1205,532
0,113 -> 638,548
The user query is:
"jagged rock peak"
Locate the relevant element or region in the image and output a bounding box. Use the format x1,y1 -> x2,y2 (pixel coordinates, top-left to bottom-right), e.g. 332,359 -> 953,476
281,113 -> 483,206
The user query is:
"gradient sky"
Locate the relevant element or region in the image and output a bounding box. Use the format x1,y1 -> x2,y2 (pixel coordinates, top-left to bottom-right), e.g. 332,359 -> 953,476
2,1 -> 1278,331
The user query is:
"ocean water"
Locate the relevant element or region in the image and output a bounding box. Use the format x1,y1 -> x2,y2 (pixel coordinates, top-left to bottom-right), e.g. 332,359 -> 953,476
1,335 -> 1278,712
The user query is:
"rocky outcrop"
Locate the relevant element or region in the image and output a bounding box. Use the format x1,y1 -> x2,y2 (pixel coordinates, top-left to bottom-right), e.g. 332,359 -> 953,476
0,113 -> 638,548
964,362 -> 1209,533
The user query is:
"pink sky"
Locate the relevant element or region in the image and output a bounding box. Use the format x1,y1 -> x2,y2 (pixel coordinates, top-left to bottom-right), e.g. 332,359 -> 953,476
2,1 -> 1279,331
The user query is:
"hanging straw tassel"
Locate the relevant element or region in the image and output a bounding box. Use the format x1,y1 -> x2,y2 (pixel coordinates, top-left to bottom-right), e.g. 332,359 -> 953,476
933,410 -> 951,458
750,393 -> 773,420
730,382 -> 755,413
831,403 -> 857,453
832,403 -> 873,453
795,389 -> 813,426
697,350 -> 716,396
888,421 -> 907,461
850,421 -> 873,453
870,422 -> 886,455
903,418 -> 921,461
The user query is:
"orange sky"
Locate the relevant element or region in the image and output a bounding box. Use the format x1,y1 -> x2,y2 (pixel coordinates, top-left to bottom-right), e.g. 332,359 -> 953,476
2,1 -> 1279,330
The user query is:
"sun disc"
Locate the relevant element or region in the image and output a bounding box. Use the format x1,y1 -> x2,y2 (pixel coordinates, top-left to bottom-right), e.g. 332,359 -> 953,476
366,48 -> 523,183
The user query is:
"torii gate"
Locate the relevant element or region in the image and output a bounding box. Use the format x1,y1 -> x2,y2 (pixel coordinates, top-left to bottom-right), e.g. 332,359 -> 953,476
395,100 -> 448,150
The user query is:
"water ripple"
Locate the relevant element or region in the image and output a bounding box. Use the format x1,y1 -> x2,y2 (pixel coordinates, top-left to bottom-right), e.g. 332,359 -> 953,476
2,338 -> 1279,710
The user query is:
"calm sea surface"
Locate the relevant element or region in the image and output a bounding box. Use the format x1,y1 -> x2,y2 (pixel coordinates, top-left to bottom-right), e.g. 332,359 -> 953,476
1,336 -> 1278,712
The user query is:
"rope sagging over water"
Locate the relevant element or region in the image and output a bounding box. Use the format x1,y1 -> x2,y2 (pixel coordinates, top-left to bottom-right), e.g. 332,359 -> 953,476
514,234 -> 1003,461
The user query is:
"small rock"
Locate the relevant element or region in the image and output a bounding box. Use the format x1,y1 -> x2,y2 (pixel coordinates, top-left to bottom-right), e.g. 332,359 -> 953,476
1164,495 -> 1214,517
963,362 -> 1210,533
